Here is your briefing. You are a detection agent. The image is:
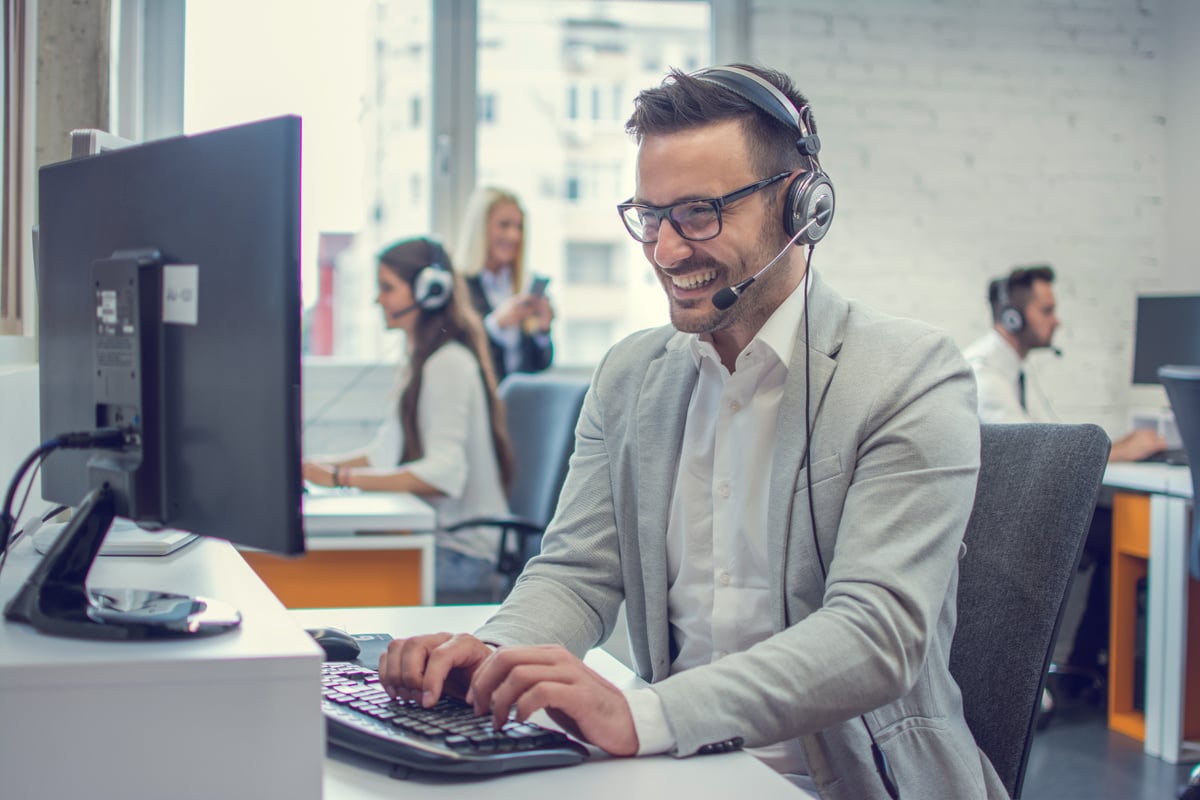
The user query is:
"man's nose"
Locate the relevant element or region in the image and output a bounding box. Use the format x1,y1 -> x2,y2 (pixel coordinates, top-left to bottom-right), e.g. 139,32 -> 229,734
652,222 -> 695,269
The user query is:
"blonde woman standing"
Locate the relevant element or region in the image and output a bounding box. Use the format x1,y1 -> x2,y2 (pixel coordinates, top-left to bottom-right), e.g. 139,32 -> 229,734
454,187 -> 554,381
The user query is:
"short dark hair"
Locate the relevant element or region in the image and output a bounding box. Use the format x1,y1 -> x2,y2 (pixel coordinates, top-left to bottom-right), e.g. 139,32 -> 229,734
624,64 -> 813,178
988,264 -> 1055,322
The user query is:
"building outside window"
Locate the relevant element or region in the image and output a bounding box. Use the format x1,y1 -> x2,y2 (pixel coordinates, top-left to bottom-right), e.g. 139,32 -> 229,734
182,0 -> 710,365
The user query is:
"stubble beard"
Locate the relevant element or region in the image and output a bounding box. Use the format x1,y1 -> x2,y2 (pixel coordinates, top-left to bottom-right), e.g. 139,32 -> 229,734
663,234 -> 790,336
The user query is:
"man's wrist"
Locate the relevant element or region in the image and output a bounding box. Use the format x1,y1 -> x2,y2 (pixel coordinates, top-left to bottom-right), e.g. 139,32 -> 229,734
625,687 -> 675,756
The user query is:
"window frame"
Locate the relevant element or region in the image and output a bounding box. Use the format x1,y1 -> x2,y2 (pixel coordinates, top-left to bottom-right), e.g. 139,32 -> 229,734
117,0 -> 743,256
1,0 -> 37,350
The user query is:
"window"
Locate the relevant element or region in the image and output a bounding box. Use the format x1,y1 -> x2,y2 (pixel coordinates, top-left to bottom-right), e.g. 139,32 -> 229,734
172,0 -> 713,365
565,242 -> 619,285
1,0 -> 35,342
478,93 -> 496,123
183,0 -> 431,359
559,319 -> 617,366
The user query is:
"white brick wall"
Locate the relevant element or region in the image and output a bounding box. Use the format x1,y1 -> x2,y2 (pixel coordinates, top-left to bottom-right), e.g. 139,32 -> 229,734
748,0 -> 1196,437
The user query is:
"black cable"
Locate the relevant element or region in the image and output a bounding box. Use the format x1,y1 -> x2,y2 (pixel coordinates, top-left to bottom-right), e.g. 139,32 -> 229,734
0,457 -> 47,578
1,427 -> 132,557
1,440 -> 62,553
800,248 -> 899,800
10,458 -> 44,542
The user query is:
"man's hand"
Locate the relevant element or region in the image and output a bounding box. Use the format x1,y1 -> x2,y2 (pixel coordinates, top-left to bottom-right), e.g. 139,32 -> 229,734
467,644 -> 638,757
1110,428 -> 1168,462
377,632 -> 493,707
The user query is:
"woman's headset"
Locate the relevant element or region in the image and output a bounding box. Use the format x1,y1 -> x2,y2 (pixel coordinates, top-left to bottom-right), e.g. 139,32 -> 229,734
410,239 -> 454,311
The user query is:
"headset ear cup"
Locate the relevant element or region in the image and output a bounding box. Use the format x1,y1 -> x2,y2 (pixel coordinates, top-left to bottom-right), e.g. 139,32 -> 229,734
784,171 -> 835,245
412,266 -> 453,311
1000,306 -> 1025,335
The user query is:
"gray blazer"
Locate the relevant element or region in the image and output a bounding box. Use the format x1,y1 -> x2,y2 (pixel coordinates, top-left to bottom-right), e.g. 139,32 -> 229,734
478,273 -> 1009,800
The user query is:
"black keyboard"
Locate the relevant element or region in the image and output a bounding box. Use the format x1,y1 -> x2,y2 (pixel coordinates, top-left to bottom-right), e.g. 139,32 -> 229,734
321,661 -> 590,775
1140,448 -> 1189,466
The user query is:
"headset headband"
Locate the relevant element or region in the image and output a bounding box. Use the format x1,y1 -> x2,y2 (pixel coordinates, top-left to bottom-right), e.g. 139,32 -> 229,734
691,66 -> 815,140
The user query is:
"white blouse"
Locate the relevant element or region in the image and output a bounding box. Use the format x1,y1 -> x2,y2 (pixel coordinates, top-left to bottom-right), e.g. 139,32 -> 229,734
364,341 -> 509,562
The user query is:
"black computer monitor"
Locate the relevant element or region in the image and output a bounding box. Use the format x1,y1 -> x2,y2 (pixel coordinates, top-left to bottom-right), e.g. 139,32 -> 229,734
1132,295 -> 1200,385
4,116 -> 304,640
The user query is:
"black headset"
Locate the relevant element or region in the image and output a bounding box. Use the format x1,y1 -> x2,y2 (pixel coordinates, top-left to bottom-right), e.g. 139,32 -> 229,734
411,239 -> 454,311
691,65 -> 835,246
992,277 -> 1025,335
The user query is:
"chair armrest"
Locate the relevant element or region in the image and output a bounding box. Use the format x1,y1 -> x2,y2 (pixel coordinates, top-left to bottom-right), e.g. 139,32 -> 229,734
443,515 -> 544,536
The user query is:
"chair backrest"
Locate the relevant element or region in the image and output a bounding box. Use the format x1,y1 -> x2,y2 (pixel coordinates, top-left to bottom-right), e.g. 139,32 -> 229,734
499,371 -> 591,530
950,423 -> 1110,799
1158,365 -> 1200,578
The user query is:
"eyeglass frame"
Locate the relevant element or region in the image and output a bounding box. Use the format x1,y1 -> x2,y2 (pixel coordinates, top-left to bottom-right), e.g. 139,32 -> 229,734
616,171 -> 791,244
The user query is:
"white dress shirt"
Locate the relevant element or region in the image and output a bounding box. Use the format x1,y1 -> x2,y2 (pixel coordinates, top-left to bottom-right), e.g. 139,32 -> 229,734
625,278 -> 817,795
364,341 -> 509,562
479,266 -> 551,375
961,329 -> 1055,424
478,266 -> 524,376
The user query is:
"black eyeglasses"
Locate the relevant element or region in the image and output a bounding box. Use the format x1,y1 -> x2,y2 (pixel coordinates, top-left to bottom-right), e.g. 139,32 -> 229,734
616,172 -> 790,244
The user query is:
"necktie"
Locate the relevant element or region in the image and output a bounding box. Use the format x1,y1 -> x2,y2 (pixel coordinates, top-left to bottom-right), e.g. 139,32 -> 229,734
1018,372 -> 1027,411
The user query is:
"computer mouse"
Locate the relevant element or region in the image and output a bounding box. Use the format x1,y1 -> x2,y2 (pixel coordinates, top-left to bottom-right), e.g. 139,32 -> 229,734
306,627 -> 361,662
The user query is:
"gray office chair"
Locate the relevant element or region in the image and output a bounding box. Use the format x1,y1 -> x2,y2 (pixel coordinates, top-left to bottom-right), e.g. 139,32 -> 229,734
446,371 -> 590,595
949,423 -> 1111,799
1158,365 -> 1200,579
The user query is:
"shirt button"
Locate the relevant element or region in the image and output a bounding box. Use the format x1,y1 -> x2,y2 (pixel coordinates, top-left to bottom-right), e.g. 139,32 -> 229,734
719,572 -> 731,586
718,483 -> 731,498
729,400 -> 741,413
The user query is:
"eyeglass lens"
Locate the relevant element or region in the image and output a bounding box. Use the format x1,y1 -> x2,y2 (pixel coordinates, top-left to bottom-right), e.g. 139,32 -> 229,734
623,200 -> 720,243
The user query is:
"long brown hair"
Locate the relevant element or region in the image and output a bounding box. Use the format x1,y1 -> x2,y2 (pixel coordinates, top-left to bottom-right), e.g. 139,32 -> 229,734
377,237 -> 514,488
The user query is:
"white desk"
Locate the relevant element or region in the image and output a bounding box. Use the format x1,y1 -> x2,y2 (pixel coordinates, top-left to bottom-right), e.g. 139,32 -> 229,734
1103,461 -> 1196,763
0,535 -> 324,800
291,605 -> 805,800
243,491 -> 439,606
303,490 -> 437,535
306,491 -> 438,605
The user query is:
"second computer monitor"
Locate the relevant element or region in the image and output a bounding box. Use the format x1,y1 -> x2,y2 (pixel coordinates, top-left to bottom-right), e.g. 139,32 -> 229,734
1132,294 -> 1200,385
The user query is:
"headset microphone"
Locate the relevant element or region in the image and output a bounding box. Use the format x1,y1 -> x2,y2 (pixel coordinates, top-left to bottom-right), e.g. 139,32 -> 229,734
389,302 -> 421,320
711,211 -> 826,311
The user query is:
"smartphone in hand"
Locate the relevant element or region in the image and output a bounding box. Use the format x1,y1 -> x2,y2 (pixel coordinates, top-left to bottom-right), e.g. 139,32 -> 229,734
528,275 -> 550,297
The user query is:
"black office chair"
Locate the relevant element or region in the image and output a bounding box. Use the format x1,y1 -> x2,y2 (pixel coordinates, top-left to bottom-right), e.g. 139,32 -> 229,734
949,423 -> 1111,799
1158,365 -> 1200,580
445,371 -> 590,596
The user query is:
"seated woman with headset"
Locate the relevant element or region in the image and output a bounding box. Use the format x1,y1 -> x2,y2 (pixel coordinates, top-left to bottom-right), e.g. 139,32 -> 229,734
302,237 -> 514,602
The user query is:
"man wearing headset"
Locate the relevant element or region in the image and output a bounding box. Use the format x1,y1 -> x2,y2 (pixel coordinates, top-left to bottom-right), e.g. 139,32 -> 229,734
962,265 -> 1166,461
379,64 -> 1004,799
964,266 -> 1166,706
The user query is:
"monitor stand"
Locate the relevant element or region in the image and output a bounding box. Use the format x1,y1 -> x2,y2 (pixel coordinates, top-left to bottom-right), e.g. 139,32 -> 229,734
4,485 -> 242,640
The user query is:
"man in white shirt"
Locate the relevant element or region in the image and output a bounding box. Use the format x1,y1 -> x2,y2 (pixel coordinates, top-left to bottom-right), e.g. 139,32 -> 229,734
379,65 -> 1006,799
962,265 -> 1166,461
963,265 -> 1165,702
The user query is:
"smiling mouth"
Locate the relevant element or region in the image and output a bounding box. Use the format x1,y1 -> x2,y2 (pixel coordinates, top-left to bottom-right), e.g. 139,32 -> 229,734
669,270 -> 718,291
